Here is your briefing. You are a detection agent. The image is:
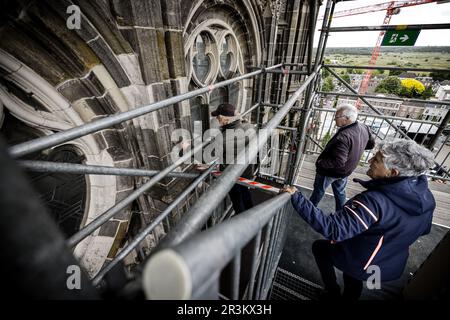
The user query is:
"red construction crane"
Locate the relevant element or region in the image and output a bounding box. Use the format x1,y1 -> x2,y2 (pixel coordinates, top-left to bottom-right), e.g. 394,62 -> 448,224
327,1 -> 436,19
320,0 -> 437,109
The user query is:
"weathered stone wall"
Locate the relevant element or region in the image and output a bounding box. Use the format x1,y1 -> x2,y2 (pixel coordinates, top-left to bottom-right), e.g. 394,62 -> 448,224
0,0 -> 316,277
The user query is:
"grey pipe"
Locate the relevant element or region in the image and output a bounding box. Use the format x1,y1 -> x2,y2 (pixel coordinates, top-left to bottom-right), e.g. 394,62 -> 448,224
241,103 -> 260,118
142,193 -> 291,299
159,70 -> 319,248
66,138 -> 212,248
323,64 -> 450,73
91,162 -> 217,286
19,160 -> 200,179
9,64 -> 282,158
326,23 -> 450,32
317,91 -> 450,107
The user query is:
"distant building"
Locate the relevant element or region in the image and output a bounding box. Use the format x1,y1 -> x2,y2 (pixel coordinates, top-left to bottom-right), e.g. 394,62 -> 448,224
422,102 -> 448,122
435,85 -> 450,101
398,72 -> 418,79
397,101 -> 425,119
349,74 -> 363,91
337,95 -> 401,116
337,97 -> 357,108
364,95 -> 402,116
416,76 -> 433,87
431,81 -> 442,93
366,76 -> 384,94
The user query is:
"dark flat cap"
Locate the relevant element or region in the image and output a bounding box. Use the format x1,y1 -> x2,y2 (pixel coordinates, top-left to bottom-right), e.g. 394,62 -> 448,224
211,103 -> 236,117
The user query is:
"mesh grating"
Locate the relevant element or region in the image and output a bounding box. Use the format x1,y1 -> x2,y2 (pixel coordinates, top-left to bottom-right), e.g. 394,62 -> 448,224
270,268 -> 323,300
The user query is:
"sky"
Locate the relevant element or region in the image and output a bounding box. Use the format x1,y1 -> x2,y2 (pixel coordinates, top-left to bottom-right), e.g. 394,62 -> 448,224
313,0 -> 450,47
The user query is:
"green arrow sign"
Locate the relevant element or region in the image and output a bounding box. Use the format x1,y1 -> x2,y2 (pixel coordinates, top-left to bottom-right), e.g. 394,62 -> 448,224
381,29 -> 421,46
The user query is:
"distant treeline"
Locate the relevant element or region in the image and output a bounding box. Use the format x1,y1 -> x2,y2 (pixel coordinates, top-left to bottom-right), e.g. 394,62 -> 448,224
321,46 -> 450,55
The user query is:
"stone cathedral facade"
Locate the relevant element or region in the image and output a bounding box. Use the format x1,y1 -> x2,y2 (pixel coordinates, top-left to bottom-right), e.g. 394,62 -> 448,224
0,0 -> 317,276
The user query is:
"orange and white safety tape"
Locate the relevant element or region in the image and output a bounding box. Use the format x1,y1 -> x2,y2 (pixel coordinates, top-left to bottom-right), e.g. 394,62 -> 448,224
212,171 -> 280,194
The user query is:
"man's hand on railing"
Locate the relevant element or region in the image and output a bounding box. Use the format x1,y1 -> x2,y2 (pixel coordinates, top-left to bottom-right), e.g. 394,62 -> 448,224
280,185 -> 297,195
194,164 -> 209,172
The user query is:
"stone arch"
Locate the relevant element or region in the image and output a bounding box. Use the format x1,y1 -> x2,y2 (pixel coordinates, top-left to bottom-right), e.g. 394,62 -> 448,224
0,50 -> 132,275
0,0 -> 139,276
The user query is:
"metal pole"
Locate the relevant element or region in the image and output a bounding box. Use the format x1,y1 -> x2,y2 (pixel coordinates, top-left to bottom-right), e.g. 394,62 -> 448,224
428,109 -> 450,150
435,132 -> 450,158
159,70 -> 319,248
314,0 -> 333,71
317,91 -> 450,107
318,0 -> 336,66
312,107 -> 437,125
66,138 -> 213,248
285,0 -> 324,184
247,231 -> 262,299
326,23 -> 450,32
142,193 -> 291,300
241,103 -> 260,118
9,64 -> 282,158
263,103 -> 303,111
427,173 -> 450,182
307,0 -> 317,74
19,160 -> 200,179
283,63 -> 307,67
284,0 -> 333,184
256,217 -> 275,300
231,252 -> 241,300
262,103 -> 282,107
261,210 -> 282,299
256,68 -> 265,128
265,69 -> 309,75
286,92 -> 317,184
265,204 -> 287,299
307,134 -> 324,151
323,64 -> 450,73
91,163 -> 217,286
255,68 -> 265,175
277,125 -> 297,131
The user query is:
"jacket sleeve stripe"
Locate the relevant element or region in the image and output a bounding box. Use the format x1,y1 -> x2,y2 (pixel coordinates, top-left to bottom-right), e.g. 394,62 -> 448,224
363,236 -> 384,270
353,200 -> 378,222
344,205 -> 369,230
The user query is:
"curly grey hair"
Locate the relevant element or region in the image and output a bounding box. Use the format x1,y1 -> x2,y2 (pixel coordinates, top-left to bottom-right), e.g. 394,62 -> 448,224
336,104 -> 358,123
377,139 -> 435,176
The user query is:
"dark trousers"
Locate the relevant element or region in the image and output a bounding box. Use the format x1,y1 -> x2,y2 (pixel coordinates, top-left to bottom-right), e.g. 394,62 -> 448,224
228,184 -> 253,214
310,173 -> 348,211
312,240 -> 363,300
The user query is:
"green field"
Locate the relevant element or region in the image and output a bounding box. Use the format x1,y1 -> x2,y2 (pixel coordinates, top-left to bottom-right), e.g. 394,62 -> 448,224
324,49 -> 450,75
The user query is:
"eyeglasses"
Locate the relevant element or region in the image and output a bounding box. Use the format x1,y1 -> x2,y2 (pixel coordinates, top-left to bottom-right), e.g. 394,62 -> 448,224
334,115 -> 347,120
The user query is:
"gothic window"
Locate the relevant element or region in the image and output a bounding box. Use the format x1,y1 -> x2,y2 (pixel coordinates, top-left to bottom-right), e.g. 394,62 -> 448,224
185,22 -> 246,125
193,33 -> 211,84
210,87 -> 228,109
220,35 -> 236,78
0,112 -> 86,238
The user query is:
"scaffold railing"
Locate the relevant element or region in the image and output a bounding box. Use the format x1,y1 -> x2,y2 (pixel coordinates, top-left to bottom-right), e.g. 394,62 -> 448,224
3,0 -> 450,300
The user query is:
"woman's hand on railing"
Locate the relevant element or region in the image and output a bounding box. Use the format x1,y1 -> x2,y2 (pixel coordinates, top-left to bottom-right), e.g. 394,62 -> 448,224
280,185 -> 297,195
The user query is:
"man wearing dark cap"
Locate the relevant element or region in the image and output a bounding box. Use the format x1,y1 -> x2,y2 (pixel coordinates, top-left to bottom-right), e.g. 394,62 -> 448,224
211,103 -> 256,214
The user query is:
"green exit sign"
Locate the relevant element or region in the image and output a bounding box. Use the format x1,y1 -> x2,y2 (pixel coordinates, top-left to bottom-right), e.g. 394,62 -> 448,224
381,29 -> 421,46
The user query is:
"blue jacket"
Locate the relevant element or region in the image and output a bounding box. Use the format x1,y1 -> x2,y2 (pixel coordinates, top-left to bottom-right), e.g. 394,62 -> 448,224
291,175 -> 435,281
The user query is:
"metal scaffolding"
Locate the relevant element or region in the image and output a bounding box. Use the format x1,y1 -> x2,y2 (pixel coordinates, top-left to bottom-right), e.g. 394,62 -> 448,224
3,0 -> 450,300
